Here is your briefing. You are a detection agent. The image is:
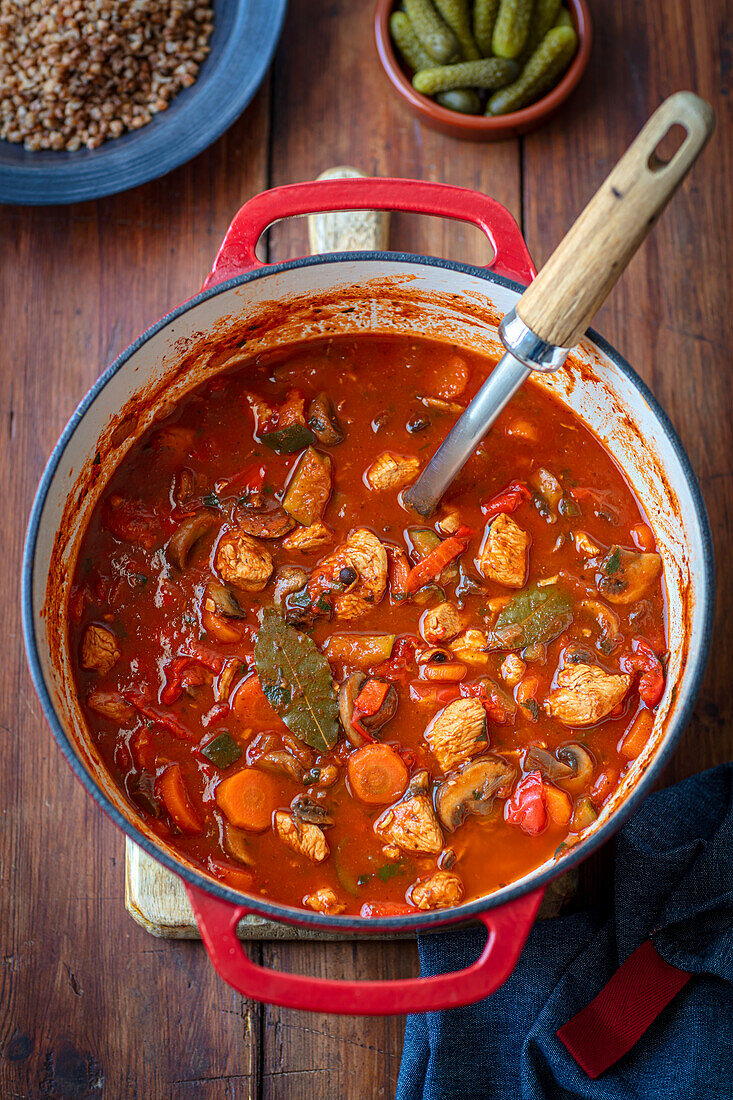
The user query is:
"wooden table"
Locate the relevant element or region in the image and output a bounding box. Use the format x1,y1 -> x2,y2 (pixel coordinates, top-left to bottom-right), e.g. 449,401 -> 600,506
1,2 -> 729,1096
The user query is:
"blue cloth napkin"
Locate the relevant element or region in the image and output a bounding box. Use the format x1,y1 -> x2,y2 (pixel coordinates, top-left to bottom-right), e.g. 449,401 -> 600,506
397,764 -> 733,1099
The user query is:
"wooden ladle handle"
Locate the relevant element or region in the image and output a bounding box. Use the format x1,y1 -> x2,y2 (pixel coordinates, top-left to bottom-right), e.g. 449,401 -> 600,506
515,92 -> 715,349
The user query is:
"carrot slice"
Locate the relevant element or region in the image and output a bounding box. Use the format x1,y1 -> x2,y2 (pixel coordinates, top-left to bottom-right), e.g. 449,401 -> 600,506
131,728 -> 158,771
620,708 -> 654,759
543,784 -> 572,826
208,858 -> 255,893
404,527 -> 472,595
215,768 -> 278,832
156,764 -> 202,833
347,744 -> 409,805
231,674 -> 289,731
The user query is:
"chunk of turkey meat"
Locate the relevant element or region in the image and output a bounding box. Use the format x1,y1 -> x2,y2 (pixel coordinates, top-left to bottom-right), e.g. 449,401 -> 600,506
308,528 -> 388,619
544,663 -> 632,727
87,690 -> 133,723
215,528 -> 273,591
425,697 -> 487,773
304,887 -> 345,914
420,602 -> 462,645
282,522 -> 334,552
81,624 -> 120,675
366,452 -> 421,492
409,871 -> 464,910
500,653 -> 526,688
274,811 -> 329,863
375,778 -> 443,855
476,513 -> 530,588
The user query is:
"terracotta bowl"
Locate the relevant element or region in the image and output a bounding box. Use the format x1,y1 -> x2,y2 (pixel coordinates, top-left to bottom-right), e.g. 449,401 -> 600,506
374,0 -> 592,140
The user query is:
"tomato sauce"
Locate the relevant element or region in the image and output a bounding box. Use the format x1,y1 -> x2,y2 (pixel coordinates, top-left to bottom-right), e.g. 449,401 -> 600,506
69,336 -> 667,916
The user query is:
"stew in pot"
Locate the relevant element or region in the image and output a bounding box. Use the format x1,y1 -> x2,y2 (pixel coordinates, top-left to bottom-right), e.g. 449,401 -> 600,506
69,336 -> 667,916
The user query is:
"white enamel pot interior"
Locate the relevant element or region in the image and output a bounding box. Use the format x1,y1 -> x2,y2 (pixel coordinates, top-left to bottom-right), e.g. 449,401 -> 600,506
23,253 -> 715,934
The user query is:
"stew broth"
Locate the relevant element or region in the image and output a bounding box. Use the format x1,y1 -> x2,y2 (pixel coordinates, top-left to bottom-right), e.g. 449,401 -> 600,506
69,336 -> 667,916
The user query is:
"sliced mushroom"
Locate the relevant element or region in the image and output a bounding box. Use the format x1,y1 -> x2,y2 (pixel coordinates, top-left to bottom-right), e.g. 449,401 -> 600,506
291,794 -> 334,826
435,755 -> 516,831
338,672 -> 398,745
255,750 -> 304,783
556,743 -> 595,795
597,546 -> 662,604
581,598 -> 621,654
205,582 -> 245,619
222,821 -> 254,866
273,566 -> 309,607
525,742 -> 595,794
308,391 -> 345,445
235,497 -> 294,539
165,512 -> 216,570
417,647 -> 453,665
530,467 -> 563,511
524,745 -> 574,782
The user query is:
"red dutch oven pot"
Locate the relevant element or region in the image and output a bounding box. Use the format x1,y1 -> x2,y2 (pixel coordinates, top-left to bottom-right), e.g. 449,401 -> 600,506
22,178 -> 714,1015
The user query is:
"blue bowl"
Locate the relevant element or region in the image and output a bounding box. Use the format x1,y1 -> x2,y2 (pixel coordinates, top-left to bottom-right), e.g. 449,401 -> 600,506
0,0 -> 286,205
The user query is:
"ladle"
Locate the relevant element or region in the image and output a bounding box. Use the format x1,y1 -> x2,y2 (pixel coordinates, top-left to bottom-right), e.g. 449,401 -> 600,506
403,91 -> 714,517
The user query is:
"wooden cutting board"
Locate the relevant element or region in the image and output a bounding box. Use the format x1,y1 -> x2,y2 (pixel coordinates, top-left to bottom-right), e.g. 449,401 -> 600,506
124,167 -> 576,939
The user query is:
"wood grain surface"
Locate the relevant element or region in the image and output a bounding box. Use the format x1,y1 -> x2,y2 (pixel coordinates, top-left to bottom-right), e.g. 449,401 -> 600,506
1,2 -> 730,1097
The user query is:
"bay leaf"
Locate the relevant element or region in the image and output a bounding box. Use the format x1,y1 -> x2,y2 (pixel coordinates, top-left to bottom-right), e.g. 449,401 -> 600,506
254,608 -> 338,753
488,582 -> 573,650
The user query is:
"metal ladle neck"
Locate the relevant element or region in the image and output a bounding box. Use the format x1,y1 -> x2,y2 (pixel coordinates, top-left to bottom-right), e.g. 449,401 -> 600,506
499,308 -> 570,373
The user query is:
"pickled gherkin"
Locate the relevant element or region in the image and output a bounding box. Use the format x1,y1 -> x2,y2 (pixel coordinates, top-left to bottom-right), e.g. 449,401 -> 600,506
414,57 -> 519,94
492,0 -> 534,59
487,23 -> 578,114
473,0 -> 500,56
523,0 -> 562,56
390,11 -> 434,72
435,88 -> 482,113
554,6 -> 573,28
403,0 -> 460,64
434,0 -> 480,61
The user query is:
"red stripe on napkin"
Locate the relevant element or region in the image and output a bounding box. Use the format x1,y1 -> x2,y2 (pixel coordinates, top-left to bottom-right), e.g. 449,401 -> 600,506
557,938 -> 690,1079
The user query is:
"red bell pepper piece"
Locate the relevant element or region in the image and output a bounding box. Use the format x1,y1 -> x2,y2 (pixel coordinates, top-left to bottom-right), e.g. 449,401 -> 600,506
374,635 -> 421,684
218,461 -> 266,498
481,480 -> 531,520
160,656 -> 195,706
182,642 -> 226,673
160,644 -> 226,706
360,901 -> 417,919
459,680 -> 511,725
125,691 -> 193,740
131,728 -> 158,771
354,679 -> 390,716
202,701 -> 230,728
621,638 -> 665,708
351,679 -> 390,741
404,526 -> 473,595
505,771 -> 548,836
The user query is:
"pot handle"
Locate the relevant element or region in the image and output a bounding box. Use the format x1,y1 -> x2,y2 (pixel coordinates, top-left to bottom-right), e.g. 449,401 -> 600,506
203,177 -> 536,289
186,883 -> 544,1015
